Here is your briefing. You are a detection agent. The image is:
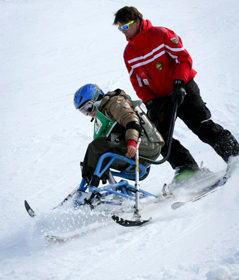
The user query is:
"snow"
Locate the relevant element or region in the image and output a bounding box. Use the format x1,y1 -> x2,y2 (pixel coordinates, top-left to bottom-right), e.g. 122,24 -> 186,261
1,0 -> 239,279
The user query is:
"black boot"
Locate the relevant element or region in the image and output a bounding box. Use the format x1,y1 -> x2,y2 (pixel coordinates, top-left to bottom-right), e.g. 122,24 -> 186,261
210,129 -> 239,162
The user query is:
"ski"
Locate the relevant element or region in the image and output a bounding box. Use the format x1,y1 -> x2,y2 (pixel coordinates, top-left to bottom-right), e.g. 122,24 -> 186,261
24,184 -> 83,218
171,175 -> 228,210
46,233 -> 86,243
112,214 -> 152,227
45,222 -> 111,243
24,200 -> 36,218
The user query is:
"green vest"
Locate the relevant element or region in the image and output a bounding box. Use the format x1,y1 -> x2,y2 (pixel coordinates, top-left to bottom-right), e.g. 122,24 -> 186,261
93,110 -> 117,139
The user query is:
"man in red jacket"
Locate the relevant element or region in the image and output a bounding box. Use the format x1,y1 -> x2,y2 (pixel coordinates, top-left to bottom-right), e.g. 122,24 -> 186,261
113,6 -> 239,180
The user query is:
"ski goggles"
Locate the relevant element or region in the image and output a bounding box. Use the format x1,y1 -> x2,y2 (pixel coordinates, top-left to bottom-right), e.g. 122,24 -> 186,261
118,20 -> 135,32
78,101 -> 96,116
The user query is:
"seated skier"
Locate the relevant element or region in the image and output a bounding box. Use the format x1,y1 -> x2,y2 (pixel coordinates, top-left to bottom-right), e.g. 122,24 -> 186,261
73,83 -> 164,187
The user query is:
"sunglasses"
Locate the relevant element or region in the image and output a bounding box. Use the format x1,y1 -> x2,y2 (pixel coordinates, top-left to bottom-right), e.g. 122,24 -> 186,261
79,101 -> 96,116
118,20 -> 135,32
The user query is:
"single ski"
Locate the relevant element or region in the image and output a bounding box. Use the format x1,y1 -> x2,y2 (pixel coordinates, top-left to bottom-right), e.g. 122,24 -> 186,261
24,200 -> 36,218
46,233 -> 86,243
24,185 -> 83,219
45,222 -> 111,243
171,175 -> 228,210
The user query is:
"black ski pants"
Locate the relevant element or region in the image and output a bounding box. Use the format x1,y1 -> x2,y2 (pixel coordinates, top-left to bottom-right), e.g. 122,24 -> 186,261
154,79 -> 239,170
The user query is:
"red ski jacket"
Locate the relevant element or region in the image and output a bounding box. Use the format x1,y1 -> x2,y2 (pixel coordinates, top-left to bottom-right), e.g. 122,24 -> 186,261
123,20 -> 197,103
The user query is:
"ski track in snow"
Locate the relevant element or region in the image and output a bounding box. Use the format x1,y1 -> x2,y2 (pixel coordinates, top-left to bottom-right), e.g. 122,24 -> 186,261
1,0 -> 239,279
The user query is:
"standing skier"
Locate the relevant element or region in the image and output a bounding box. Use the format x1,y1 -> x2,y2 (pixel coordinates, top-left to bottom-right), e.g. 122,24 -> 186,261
113,6 -> 239,181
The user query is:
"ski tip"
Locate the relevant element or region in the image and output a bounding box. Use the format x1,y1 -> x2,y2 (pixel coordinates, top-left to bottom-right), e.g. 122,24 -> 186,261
112,215 -> 152,227
45,235 -> 68,243
171,201 -> 186,210
24,200 -> 36,218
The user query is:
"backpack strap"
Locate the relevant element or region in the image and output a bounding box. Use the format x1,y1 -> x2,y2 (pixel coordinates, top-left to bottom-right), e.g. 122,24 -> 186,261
104,89 -> 132,101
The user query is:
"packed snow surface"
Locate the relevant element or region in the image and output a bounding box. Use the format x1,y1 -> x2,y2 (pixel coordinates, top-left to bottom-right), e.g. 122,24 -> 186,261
1,0 -> 239,279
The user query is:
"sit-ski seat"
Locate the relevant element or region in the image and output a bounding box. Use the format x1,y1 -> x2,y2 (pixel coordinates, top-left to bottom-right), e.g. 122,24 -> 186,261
90,152 -> 151,188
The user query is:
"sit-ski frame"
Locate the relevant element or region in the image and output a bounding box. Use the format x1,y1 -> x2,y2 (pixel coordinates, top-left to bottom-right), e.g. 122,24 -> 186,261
77,152 -> 158,203
24,100 -> 178,227
76,100 -> 179,226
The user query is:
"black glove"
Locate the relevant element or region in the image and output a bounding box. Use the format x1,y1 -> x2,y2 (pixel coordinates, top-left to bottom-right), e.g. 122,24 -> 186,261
145,99 -> 161,123
171,79 -> 187,106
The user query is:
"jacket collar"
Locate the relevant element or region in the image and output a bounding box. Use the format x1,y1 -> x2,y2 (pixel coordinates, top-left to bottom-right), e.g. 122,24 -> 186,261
126,19 -> 152,46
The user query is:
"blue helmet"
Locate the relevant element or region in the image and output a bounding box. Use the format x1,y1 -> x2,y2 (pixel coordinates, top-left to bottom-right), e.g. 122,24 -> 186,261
73,84 -> 104,109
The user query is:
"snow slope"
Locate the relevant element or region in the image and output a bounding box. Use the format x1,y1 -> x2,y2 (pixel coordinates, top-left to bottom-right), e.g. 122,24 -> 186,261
1,0 -> 239,279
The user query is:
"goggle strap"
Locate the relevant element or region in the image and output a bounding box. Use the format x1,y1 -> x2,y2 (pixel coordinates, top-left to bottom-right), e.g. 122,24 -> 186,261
92,85 -> 101,101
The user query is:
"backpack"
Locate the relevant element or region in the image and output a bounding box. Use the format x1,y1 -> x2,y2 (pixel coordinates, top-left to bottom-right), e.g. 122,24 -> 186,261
132,100 -> 164,149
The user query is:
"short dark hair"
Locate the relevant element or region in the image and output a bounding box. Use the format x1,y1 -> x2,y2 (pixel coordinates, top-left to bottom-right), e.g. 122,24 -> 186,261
113,6 -> 143,25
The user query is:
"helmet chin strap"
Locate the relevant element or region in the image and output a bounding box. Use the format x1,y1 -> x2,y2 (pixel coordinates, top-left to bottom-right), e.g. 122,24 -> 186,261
90,118 -> 94,122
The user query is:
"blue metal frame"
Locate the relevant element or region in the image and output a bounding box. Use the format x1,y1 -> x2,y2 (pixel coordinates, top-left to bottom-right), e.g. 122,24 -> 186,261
78,152 -> 159,203
75,99 -> 180,207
